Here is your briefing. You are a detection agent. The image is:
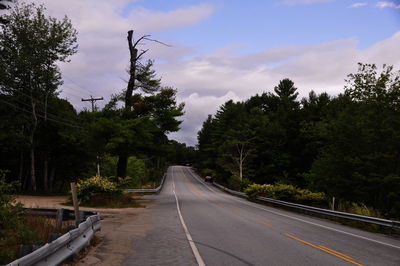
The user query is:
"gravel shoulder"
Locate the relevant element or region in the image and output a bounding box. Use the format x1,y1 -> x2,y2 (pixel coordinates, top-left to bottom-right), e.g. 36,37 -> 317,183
15,195 -> 156,266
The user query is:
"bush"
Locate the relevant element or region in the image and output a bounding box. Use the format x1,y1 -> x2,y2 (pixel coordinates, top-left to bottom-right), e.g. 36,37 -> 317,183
0,171 -> 30,264
227,176 -> 251,192
76,176 -> 122,203
271,183 -> 298,201
244,182 -> 328,206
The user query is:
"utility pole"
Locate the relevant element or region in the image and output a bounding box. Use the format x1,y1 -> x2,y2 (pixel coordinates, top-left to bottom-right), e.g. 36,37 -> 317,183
81,96 -> 103,112
82,95 -> 103,176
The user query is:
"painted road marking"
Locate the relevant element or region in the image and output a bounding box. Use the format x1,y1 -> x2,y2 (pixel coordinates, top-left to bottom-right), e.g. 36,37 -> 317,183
182,166 -> 400,251
172,167 -> 206,266
285,233 -> 363,266
319,245 -> 353,259
258,220 -> 271,227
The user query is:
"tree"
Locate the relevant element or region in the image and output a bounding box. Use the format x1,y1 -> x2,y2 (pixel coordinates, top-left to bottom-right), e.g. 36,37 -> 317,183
0,0 -> 12,24
307,64 -> 400,217
0,2 -> 77,191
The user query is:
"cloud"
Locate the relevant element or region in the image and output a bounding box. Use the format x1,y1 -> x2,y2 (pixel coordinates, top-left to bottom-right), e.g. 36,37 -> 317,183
24,1 -> 400,146
279,0 -> 334,6
376,1 -> 400,9
349,2 -> 367,8
157,32 -> 400,145
168,91 -> 241,145
28,0 -> 214,110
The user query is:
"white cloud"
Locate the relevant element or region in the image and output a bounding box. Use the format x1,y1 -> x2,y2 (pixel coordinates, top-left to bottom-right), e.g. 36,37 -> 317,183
28,0 -> 214,110
168,91 -> 241,145
376,1 -> 400,9
279,0 -> 334,6
349,2 -> 367,8
24,1 -> 400,146
158,32 -> 400,145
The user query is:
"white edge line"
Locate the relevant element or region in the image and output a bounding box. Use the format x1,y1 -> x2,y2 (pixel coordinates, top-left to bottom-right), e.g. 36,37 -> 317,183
183,167 -> 400,250
172,167 -> 206,266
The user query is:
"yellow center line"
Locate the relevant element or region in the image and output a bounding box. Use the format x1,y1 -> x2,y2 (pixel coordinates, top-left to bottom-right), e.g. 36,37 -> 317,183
319,245 -> 353,259
233,209 -> 241,214
285,234 -> 363,266
258,220 -> 271,227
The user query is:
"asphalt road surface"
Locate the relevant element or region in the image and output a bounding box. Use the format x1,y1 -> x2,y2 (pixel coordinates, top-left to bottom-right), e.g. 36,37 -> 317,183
124,166 -> 400,266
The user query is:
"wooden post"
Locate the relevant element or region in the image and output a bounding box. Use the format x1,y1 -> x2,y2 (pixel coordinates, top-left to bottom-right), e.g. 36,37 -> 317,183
55,209 -> 64,232
70,182 -> 80,227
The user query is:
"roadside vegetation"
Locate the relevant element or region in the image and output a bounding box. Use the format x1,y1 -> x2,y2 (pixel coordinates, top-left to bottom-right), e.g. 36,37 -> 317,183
0,171 -> 74,264
0,1 -> 189,263
74,175 -> 141,208
196,63 -> 400,220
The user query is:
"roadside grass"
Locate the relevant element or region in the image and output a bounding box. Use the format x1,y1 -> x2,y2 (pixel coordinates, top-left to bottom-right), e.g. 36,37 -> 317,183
0,215 -> 74,264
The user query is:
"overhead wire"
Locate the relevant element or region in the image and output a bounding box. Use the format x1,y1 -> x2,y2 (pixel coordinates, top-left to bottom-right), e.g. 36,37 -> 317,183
0,98 -> 82,128
2,93 -> 82,126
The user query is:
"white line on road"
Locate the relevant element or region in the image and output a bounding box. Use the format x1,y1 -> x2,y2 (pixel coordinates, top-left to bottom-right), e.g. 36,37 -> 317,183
182,167 -> 400,250
172,167 -> 206,266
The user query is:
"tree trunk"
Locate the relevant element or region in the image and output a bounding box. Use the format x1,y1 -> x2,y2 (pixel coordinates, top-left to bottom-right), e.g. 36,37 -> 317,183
43,92 -> 49,191
30,146 -> 36,191
125,30 -> 138,110
18,150 -> 24,189
117,154 -> 128,178
49,166 -> 55,193
29,90 -> 38,192
43,155 -> 48,192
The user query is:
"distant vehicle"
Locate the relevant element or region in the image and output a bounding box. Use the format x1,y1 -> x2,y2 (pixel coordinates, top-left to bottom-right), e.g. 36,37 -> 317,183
204,176 -> 213,183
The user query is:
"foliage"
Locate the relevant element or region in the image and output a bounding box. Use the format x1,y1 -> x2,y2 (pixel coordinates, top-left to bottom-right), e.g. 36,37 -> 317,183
0,170 -> 31,264
227,177 -> 251,192
245,182 -> 327,206
76,176 -> 122,203
245,184 -> 274,199
197,63 -> 400,219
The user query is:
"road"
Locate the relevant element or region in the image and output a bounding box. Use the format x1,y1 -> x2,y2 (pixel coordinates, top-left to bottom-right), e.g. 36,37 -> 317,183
124,166 -> 400,266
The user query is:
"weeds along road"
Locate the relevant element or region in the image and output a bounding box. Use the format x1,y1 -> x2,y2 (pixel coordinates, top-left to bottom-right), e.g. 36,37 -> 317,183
124,166 -> 400,266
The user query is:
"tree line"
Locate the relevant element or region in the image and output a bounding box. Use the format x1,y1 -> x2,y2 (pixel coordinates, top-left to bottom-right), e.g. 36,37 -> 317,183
197,63 -> 400,219
0,2 -> 187,193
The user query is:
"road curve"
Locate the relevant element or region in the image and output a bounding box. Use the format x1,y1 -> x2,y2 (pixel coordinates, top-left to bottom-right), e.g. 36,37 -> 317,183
125,166 -> 400,266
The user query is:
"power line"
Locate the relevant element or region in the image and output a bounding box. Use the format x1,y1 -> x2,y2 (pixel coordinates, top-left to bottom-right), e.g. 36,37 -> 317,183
63,76 -> 97,95
82,96 -> 103,112
5,90 -> 81,123
0,98 -> 82,129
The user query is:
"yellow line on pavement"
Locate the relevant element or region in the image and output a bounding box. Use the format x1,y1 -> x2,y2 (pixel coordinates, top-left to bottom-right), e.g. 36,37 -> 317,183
285,234 -> 363,266
258,220 -> 271,227
319,245 -> 353,259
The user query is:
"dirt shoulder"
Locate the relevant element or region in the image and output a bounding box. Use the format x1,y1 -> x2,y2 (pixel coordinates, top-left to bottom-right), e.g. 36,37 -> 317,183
15,195 -> 155,266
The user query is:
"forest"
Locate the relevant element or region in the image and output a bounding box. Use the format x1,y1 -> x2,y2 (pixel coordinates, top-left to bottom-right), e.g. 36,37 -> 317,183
196,63 -> 400,219
0,2 -> 191,194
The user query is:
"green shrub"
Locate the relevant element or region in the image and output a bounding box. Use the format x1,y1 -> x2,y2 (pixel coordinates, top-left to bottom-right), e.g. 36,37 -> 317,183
271,183 -> 297,201
0,171 -> 30,264
76,176 -> 122,203
294,189 -> 327,206
245,184 -> 273,199
244,182 -> 328,207
227,176 -> 251,192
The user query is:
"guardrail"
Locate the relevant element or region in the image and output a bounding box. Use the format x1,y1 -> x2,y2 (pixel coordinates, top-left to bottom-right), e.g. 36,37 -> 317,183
213,182 -> 400,230
8,214 -> 101,266
125,173 -> 166,193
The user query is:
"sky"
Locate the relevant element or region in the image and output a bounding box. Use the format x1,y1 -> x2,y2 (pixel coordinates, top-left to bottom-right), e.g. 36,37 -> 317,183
19,0 -> 400,145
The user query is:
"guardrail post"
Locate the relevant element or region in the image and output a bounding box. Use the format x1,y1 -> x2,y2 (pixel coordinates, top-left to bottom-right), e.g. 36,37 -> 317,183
70,182 -> 80,227
55,208 -> 64,232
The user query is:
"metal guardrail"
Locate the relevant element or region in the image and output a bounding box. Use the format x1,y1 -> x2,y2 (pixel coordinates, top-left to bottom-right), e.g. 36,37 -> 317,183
213,182 -> 400,230
125,173 -> 166,194
25,208 -> 96,221
8,214 -> 101,266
